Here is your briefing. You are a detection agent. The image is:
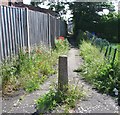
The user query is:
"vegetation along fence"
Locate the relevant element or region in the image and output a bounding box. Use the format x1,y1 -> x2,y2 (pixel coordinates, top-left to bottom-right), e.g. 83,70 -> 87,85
0,5 -> 66,63
85,31 -> 119,65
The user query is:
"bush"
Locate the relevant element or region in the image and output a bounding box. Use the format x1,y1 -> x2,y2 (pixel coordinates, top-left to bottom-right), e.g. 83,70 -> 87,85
79,41 -> 119,96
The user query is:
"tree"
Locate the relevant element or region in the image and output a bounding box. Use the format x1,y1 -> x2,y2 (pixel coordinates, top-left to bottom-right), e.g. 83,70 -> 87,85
69,2 -> 116,39
47,2 -> 69,18
96,12 -> 119,42
30,0 -> 46,7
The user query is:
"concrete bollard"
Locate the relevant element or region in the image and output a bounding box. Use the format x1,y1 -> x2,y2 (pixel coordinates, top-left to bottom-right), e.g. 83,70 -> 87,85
58,55 -> 68,92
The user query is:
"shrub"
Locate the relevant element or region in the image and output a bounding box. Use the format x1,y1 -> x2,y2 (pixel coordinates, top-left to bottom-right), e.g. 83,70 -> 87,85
79,40 -> 119,96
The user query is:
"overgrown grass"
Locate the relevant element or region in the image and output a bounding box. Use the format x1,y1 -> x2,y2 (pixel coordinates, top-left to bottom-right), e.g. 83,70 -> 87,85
1,39 -> 69,95
36,84 -> 84,113
79,40 -> 119,96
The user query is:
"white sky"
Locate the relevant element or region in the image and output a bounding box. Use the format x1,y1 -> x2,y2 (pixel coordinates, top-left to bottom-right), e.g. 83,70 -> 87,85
23,0 -> 120,20
23,0 -> 119,11
23,0 -> 31,4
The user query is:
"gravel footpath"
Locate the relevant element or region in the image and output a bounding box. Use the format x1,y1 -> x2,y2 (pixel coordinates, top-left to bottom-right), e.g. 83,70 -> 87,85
67,48 -> 119,113
52,47 -> 119,113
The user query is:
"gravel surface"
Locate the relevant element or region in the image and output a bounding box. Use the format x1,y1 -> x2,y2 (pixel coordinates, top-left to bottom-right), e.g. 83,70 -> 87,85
67,47 -> 119,113
2,75 -> 57,114
52,47 -> 119,113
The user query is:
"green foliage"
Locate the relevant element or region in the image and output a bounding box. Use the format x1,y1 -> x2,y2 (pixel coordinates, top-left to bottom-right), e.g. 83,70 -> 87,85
2,38 -> 69,95
69,2 -> 115,32
69,2 -> 119,42
24,75 -> 47,93
36,84 -> 84,112
55,39 -> 69,53
48,2 -> 65,14
79,41 -> 119,96
96,12 -> 119,43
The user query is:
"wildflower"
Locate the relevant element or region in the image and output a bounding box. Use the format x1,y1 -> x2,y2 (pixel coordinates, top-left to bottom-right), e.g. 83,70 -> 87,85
57,36 -> 64,41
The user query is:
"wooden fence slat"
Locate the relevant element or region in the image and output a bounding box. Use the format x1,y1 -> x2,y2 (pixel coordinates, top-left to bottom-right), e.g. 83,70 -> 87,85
0,6 -> 4,61
23,8 -> 28,48
10,8 -> 15,56
26,8 -> 30,54
0,5 -> 67,62
14,9 -> 19,54
1,6 -> 7,58
20,9 -> 24,49
39,13 -> 42,44
17,8 -> 21,51
48,14 -> 51,48
7,7 -> 12,58
18,8 -> 22,49
4,6 -> 10,57
13,7 -> 17,55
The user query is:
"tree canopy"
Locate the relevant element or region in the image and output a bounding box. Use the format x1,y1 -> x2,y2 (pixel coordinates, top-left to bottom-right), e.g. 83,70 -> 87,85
69,2 -> 119,42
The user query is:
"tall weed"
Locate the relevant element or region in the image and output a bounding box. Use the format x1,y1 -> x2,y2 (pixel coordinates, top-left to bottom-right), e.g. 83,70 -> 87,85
2,39 -> 69,95
80,41 -> 119,96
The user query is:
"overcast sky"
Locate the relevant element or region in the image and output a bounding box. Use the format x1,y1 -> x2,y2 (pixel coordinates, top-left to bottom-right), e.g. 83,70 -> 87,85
23,0 -> 119,11
23,0 -> 119,21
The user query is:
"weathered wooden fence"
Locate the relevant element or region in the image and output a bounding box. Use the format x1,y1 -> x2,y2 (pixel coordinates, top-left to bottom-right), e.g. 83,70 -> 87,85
0,6 -> 27,62
0,5 -> 67,62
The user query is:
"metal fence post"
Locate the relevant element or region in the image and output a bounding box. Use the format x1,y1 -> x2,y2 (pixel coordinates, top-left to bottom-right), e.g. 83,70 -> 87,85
108,46 -> 112,60
112,48 -> 117,65
104,45 -> 109,57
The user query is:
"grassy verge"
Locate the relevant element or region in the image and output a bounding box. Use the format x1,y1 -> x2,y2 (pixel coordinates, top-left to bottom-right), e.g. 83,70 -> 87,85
78,40 -> 119,96
1,38 -> 69,95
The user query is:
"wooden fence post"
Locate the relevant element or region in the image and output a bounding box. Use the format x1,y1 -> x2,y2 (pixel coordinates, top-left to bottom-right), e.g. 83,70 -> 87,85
26,8 -> 30,56
58,55 -> 68,92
